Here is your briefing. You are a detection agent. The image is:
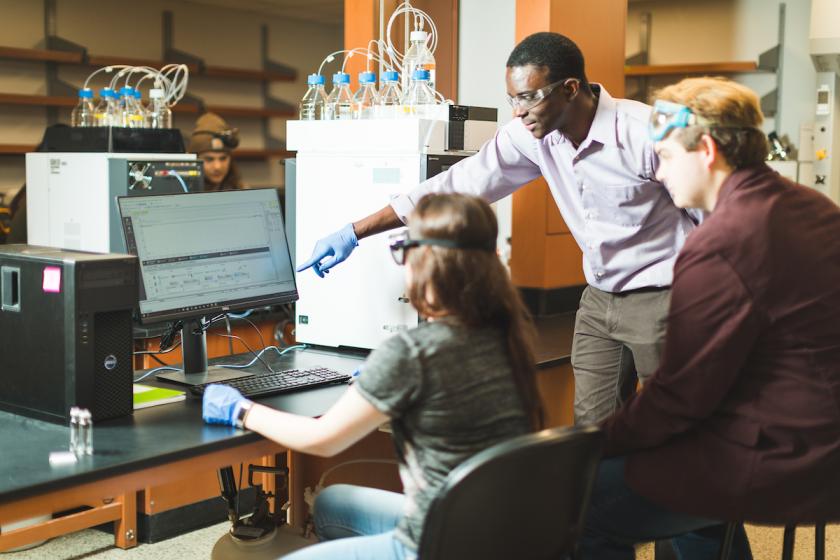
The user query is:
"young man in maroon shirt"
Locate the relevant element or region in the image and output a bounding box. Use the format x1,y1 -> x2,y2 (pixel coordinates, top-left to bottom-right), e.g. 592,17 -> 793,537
581,77 -> 840,558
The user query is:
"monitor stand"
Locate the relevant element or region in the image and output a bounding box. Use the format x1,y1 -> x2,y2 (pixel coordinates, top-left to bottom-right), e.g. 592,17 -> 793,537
156,318 -> 254,386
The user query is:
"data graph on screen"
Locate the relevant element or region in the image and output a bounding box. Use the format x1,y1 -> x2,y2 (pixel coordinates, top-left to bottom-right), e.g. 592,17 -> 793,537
118,189 -> 297,323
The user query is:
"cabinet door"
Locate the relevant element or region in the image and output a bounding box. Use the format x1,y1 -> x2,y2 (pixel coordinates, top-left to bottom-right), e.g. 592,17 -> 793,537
511,178 -> 585,289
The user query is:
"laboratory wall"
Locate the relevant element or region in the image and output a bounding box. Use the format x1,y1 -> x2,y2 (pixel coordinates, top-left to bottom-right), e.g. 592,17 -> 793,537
0,0 -> 343,196
457,0 -> 516,258
626,0 -> 816,150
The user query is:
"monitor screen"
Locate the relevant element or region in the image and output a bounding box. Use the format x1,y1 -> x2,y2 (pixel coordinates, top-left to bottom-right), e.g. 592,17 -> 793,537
118,189 -> 297,324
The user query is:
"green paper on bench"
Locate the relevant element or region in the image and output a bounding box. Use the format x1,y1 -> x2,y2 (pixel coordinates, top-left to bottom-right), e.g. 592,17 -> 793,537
133,384 -> 186,410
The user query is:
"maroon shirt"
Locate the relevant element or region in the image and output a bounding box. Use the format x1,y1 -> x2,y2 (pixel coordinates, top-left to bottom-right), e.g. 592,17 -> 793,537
603,165 -> 840,523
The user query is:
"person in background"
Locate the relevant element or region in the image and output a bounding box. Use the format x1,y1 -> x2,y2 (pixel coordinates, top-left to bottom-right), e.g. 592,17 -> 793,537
3,130 -> 53,244
297,32 -> 703,428
202,193 -> 544,560
581,77 -> 840,559
2,187 -> 25,243
188,112 -> 244,190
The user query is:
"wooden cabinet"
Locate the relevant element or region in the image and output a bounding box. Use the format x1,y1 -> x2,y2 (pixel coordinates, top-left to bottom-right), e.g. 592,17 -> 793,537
510,0 -> 626,291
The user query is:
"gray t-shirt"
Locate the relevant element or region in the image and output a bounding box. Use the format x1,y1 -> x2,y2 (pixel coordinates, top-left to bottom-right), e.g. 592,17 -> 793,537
355,320 -> 531,551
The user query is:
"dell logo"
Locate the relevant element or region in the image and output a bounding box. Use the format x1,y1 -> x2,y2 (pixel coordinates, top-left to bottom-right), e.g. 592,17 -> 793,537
103,354 -> 118,371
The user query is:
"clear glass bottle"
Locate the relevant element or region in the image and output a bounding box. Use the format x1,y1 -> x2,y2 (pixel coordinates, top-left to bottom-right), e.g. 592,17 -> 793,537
377,71 -> 402,118
106,88 -> 119,127
132,88 -> 147,128
147,88 -> 172,128
402,30 -> 436,93
323,73 -> 340,120
79,409 -> 93,455
300,73 -> 328,120
403,69 -> 437,118
326,72 -> 353,120
70,88 -> 95,127
118,87 -> 144,128
93,88 -> 113,127
69,406 -> 80,453
117,87 -> 131,127
353,71 -> 379,119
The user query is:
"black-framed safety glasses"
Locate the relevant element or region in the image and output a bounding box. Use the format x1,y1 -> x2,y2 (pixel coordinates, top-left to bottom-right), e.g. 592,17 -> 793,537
505,78 -> 579,112
388,231 -> 495,266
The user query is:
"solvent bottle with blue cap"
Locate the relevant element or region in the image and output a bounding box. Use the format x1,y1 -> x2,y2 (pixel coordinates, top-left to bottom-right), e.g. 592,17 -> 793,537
328,72 -> 354,120
378,71 -> 402,118
71,88 -> 95,127
93,88 -> 114,127
300,73 -> 328,120
403,69 -> 436,118
353,71 -> 379,120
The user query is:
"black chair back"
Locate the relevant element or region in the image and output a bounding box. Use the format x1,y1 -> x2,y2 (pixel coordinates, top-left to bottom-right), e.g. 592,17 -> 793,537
418,425 -> 604,560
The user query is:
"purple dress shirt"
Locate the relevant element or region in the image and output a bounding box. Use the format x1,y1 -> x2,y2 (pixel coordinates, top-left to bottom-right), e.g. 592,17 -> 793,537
390,85 -> 699,292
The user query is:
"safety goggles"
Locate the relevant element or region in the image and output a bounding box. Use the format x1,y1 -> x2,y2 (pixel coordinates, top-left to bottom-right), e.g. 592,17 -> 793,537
649,100 -> 713,141
506,78 -> 577,112
388,231 -> 495,266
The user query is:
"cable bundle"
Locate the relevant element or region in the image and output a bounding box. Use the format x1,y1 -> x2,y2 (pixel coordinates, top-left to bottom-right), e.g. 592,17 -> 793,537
83,63 -> 190,108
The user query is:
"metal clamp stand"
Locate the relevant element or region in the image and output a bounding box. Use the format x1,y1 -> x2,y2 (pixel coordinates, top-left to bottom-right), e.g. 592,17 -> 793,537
212,463 -> 295,560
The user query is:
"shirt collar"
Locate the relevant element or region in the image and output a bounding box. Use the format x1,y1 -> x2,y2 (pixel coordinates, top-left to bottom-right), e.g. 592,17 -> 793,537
583,84 -> 617,147
551,84 -> 617,148
715,164 -> 774,207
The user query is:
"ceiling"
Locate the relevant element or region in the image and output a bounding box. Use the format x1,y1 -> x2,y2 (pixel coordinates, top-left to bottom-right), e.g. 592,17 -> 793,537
183,0 -> 343,26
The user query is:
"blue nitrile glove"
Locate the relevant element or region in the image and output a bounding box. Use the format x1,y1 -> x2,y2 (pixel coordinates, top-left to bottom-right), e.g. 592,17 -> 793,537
202,384 -> 250,427
296,223 -> 358,278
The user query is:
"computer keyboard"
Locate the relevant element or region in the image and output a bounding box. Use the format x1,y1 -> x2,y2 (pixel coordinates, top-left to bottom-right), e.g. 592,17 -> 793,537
189,367 -> 351,398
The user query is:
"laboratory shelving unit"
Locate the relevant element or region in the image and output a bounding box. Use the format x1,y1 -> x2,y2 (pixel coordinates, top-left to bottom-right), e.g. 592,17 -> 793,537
0,2 -> 299,161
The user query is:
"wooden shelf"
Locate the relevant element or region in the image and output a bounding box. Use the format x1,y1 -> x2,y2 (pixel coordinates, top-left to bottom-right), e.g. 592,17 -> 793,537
0,46 -> 82,64
0,143 -> 36,155
85,54 -> 199,73
0,93 -> 295,118
203,66 -> 295,82
0,143 -> 291,161
0,46 -> 296,82
625,61 -> 760,77
0,93 -> 76,107
236,149 -> 295,160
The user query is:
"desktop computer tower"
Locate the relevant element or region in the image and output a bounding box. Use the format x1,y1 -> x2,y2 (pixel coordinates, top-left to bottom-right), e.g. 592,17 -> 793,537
0,245 -> 137,424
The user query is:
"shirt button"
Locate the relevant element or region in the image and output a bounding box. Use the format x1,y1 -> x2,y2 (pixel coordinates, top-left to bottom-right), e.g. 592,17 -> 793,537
596,271 -> 604,279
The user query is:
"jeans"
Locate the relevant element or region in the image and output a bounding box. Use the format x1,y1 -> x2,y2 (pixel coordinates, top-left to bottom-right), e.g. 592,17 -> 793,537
573,286 -> 672,424
580,457 -> 753,560
282,484 -> 413,560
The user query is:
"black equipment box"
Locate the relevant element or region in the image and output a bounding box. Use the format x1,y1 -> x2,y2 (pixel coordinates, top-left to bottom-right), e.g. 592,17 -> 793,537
41,124 -> 185,154
0,245 -> 138,424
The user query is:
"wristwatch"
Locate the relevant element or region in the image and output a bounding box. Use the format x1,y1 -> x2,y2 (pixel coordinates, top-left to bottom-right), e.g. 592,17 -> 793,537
234,400 -> 254,429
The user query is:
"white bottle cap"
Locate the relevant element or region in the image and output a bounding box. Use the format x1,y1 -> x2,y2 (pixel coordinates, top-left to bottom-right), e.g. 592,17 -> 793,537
49,451 -> 79,466
149,88 -> 164,99
410,30 -> 428,42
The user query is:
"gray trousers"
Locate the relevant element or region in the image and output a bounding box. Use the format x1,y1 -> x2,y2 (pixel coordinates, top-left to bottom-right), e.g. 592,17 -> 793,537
572,285 -> 671,425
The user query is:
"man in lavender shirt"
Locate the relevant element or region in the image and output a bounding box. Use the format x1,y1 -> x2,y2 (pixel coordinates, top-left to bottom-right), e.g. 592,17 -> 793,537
298,32 -> 700,425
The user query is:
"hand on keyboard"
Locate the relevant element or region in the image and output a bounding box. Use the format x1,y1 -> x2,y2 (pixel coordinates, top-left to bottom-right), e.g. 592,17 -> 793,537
202,384 -> 250,427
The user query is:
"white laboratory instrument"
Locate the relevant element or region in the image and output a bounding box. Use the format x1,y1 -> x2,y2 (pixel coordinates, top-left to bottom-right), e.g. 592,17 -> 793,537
26,152 -> 199,253
811,73 -> 840,202
287,118 -> 488,350
809,0 -> 840,203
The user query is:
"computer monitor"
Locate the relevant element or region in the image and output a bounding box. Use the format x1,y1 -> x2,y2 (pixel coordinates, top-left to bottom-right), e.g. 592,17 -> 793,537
118,188 -> 298,385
